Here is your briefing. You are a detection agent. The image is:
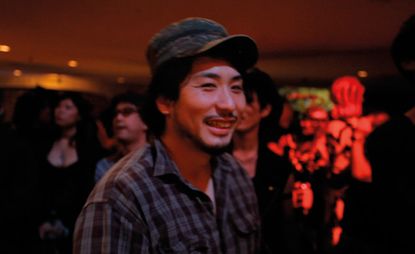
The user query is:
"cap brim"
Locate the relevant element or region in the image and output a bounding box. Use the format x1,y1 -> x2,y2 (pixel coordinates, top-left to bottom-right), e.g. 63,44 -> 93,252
196,35 -> 258,71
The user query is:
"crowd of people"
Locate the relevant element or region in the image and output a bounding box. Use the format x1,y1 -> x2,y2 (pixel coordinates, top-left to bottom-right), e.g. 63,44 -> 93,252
1,14 -> 414,254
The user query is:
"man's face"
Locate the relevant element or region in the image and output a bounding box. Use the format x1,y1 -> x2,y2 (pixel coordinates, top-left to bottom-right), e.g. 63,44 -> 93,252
236,93 -> 269,134
300,108 -> 328,136
162,57 -> 246,153
113,102 -> 147,144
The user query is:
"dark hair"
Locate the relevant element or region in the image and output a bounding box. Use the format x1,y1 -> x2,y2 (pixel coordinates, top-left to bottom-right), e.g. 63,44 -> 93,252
110,91 -> 145,115
391,14 -> 415,84
52,92 -> 95,147
141,57 -> 194,138
243,68 -> 284,140
12,87 -> 55,134
54,92 -> 92,122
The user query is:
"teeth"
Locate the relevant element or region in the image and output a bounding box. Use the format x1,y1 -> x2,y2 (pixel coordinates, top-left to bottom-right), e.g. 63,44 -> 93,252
206,120 -> 233,128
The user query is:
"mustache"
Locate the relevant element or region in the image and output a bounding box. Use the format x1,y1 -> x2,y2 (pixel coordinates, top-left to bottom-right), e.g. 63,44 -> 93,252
204,112 -> 238,121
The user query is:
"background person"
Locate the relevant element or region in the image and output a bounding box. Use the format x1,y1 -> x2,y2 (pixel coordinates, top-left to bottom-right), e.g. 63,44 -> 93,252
365,14 -> 415,254
38,92 -> 102,254
95,92 -> 148,182
232,68 -> 318,254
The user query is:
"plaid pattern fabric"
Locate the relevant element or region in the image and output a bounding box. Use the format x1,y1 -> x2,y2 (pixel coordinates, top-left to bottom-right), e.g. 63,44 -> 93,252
74,140 -> 260,253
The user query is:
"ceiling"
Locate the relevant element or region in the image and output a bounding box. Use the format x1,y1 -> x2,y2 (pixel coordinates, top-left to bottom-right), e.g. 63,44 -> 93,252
1,0 -> 415,95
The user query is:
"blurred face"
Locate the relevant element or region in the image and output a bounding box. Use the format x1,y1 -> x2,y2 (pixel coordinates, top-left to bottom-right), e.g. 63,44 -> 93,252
300,108 -> 328,136
160,57 -> 246,153
54,98 -> 80,128
300,119 -> 319,136
112,102 -> 147,144
236,93 -> 270,134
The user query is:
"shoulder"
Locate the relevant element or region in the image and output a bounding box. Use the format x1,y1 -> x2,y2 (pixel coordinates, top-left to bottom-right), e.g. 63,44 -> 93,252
86,145 -> 154,208
95,157 -> 116,181
96,157 -> 113,169
219,153 -> 247,176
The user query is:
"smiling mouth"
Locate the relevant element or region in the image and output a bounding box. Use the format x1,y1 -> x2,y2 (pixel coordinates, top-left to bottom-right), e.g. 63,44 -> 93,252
205,117 -> 237,129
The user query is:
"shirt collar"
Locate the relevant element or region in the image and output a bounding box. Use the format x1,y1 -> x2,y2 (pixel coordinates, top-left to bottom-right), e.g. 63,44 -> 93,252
152,139 -> 181,177
152,139 -> 233,178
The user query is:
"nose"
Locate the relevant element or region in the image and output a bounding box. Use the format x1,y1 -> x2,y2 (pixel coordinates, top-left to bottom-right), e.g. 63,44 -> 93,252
113,111 -> 124,121
216,87 -> 236,113
55,106 -> 63,115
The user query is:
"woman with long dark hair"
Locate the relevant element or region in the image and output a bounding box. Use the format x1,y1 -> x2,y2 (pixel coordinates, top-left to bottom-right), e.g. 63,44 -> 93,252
38,92 -> 102,254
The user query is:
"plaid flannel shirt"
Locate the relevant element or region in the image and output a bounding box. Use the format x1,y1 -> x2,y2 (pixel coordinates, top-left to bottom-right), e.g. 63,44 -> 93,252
74,139 -> 260,253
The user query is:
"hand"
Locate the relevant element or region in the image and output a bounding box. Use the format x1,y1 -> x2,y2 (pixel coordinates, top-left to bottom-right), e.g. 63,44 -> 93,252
39,220 -> 69,240
292,181 -> 314,215
267,134 -> 296,156
331,76 -> 365,119
39,222 -> 54,240
96,120 -> 116,150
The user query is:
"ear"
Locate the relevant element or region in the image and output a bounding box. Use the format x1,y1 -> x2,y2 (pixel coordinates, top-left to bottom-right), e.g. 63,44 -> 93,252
260,104 -> 272,118
156,96 -> 173,115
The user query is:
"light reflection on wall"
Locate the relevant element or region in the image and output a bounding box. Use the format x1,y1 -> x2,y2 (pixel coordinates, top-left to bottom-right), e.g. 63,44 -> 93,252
0,73 -> 115,97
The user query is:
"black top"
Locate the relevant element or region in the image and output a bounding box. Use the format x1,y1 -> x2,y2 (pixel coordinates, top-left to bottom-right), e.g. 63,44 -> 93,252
253,142 -> 320,254
365,115 -> 415,253
40,160 -> 94,233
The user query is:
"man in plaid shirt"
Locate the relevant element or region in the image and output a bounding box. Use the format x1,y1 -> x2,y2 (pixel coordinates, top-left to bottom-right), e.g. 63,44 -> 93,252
74,17 -> 261,253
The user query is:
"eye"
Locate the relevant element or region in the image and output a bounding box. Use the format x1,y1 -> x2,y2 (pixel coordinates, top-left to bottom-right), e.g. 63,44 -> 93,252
231,84 -> 244,93
200,83 -> 216,90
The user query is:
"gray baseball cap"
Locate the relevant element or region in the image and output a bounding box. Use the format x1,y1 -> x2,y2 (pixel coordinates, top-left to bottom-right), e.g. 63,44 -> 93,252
146,17 -> 258,75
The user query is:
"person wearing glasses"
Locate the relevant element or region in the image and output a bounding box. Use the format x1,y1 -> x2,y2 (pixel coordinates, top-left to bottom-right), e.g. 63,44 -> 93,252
94,92 -> 148,183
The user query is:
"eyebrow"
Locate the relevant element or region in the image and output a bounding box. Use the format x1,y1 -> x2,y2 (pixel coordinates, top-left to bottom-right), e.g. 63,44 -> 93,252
116,105 -> 138,110
196,72 -> 242,82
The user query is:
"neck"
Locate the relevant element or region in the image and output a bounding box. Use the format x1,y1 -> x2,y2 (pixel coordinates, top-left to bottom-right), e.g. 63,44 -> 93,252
121,136 -> 147,155
233,126 -> 259,152
160,134 -> 212,191
232,128 -> 259,178
61,126 -> 76,139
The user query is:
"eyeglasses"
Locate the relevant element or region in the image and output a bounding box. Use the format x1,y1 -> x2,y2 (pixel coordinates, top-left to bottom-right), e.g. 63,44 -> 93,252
113,107 -> 138,117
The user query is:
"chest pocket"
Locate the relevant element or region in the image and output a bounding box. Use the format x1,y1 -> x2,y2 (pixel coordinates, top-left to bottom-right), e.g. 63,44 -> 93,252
230,211 -> 258,237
